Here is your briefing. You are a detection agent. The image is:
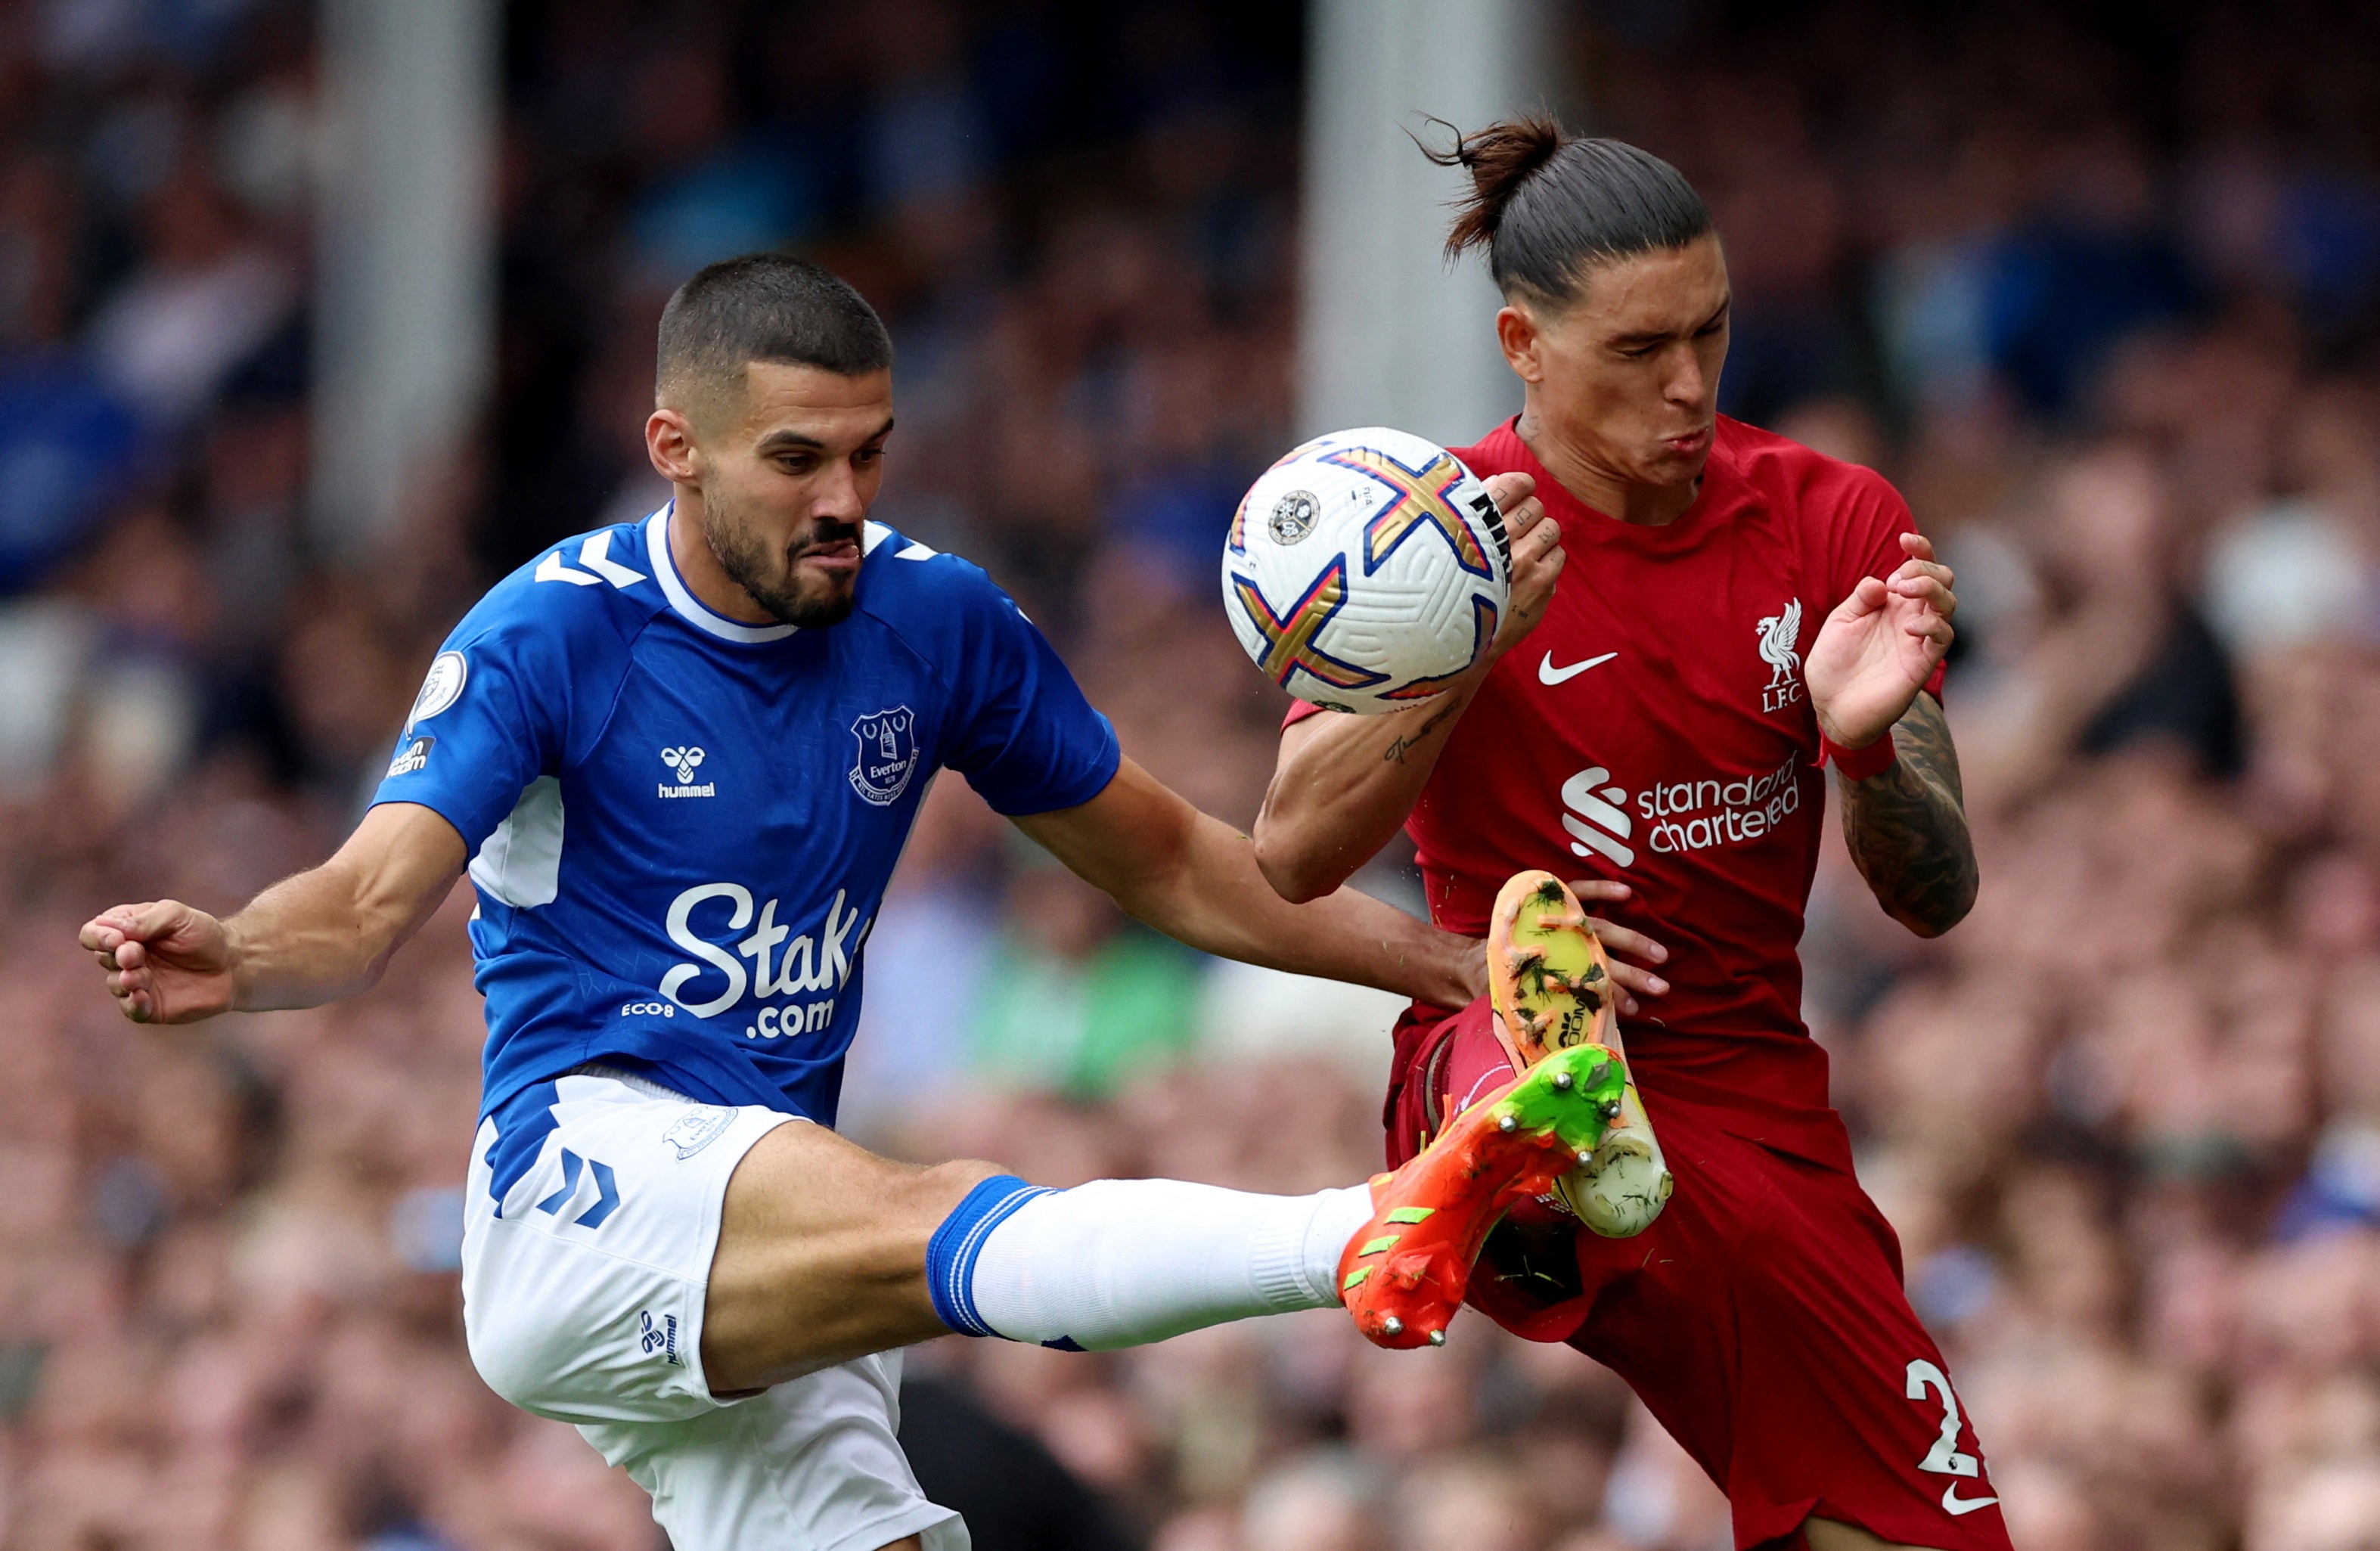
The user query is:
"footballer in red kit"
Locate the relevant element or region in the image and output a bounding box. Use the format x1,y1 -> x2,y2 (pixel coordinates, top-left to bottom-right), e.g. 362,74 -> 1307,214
1385,413 -> 1945,1165
1258,122 -> 2003,1551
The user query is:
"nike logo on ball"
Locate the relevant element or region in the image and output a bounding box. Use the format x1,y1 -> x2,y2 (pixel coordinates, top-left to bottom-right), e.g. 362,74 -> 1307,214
1539,651 -> 1618,684
1941,1484 -> 2000,1516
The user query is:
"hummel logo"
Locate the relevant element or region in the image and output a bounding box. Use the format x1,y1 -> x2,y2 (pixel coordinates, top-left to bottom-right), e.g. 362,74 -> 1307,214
1539,650 -> 1618,685
534,1148 -> 620,1229
639,1309 -> 682,1366
658,746 -> 714,799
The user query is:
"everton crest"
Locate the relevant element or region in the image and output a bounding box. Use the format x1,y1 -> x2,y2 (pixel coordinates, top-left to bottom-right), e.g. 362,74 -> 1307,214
848,706 -> 920,806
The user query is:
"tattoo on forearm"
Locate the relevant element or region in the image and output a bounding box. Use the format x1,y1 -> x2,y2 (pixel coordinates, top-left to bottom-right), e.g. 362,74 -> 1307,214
1383,703 -> 1457,765
1839,693 -> 1978,936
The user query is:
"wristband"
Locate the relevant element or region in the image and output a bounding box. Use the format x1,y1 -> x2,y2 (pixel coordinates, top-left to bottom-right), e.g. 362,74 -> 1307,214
1820,730 -> 1897,781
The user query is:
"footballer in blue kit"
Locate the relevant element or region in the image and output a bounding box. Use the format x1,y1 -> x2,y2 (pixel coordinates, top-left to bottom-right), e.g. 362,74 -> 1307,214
380,495 -> 1119,1131
79,255 -> 1638,1551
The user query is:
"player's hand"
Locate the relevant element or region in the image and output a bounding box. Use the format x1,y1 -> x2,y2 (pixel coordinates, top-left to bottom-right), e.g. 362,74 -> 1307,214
1568,879 -> 1669,1016
1482,472 -> 1563,661
79,901 -> 239,1024
1805,532 -> 1955,750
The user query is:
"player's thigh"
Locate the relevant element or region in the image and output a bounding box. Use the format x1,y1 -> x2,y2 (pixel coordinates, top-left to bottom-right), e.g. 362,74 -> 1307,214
1725,1154 -> 2010,1551
1801,1515 -> 1947,1551
1562,1128 -> 1755,1481
1569,1134 -> 2009,1551
579,1349 -> 965,1551
702,1116 -> 999,1392
462,1072 -> 798,1426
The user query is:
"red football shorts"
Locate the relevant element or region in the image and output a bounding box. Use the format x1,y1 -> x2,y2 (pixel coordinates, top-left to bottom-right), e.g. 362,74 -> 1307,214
1389,1000 -> 2014,1551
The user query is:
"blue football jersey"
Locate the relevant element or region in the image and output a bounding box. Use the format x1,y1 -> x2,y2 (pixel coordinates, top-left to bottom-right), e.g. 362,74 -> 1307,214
374,506 -> 1120,1126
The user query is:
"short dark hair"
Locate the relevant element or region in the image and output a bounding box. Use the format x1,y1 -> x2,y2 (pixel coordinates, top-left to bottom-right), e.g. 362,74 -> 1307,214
656,253 -> 893,413
1422,115 -> 1713,306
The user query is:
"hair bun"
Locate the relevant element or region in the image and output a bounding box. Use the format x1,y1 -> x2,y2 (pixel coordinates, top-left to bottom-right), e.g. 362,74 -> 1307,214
1421,112 -> 1572,258
1414,119 -> 1711,303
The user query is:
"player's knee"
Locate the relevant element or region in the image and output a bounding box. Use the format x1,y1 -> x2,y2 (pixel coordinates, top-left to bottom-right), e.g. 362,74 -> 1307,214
913,1156 -> 1006,1221
892,1158 -> 1018,1249
1801,1515 -> 1948,1551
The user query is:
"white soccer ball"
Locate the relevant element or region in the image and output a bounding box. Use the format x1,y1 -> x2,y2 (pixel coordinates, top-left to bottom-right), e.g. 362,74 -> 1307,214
1222,427 -> 1511,714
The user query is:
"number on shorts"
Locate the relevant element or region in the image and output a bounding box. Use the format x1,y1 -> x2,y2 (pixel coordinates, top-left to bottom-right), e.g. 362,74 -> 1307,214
1904,1359 -> 1981,1479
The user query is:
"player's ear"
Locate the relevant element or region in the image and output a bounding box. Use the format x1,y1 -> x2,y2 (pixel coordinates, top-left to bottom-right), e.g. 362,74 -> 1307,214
647,407 -> 702,484
1495,304 -> 1544,384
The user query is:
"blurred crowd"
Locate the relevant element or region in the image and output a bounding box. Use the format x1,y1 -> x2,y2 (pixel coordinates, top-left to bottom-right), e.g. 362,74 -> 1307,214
8,0 -> 2380,1548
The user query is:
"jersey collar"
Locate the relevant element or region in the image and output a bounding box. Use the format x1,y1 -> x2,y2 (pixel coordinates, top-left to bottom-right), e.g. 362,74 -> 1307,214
644,505 -> 800,644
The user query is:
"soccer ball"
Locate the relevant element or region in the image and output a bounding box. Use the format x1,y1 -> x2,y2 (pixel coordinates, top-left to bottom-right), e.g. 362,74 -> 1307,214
1221,427 -> 1511,713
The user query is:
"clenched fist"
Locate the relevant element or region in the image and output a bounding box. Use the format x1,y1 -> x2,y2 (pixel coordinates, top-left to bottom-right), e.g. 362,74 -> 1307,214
79,901 -> 239,1024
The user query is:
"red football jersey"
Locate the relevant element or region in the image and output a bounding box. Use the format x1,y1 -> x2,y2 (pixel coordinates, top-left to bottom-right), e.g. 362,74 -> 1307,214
1287,415 -> 1942,1155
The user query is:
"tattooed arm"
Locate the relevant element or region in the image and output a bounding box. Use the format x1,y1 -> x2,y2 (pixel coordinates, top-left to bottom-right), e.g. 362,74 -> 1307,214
1837,690 -> 1977,938
1254,471 -> 1563,903
1806,532 -> 1978,938
1253,470 -> 1673,1014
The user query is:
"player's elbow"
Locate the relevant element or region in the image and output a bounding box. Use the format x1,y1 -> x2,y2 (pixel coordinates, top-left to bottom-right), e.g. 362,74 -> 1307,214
1895,873 -> 1978,940
1259,859 -> 1334,906
1251,825 -> 1342,904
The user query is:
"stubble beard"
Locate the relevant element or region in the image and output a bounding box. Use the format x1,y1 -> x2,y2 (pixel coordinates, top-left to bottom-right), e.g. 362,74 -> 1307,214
700,483 -> 859,628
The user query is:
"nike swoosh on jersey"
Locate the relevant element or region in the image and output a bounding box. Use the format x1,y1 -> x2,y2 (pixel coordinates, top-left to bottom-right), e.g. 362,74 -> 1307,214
1538,650 -> 1618,685
1941,1483 -> 2000,1516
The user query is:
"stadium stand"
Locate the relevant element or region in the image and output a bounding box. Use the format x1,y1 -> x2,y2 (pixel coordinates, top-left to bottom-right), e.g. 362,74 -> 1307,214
6,3 -> 2380,1548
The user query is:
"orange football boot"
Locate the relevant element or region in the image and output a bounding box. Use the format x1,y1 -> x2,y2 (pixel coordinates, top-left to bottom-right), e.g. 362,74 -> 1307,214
1488,870 -> 1671,1237
1338,1038 -> 1630,1349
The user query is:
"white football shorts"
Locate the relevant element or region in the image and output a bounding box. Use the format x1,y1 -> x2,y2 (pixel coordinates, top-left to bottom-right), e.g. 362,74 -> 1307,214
461,1066 -> 968,1551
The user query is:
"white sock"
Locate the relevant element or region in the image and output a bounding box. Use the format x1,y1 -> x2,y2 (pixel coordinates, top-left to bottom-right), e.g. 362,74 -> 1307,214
927,1176 -> 1376,1349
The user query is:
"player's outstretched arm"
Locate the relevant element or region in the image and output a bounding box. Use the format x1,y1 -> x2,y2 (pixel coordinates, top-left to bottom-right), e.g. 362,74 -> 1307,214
79,801 -> 468,1023
1013,755 -> 1485,1010
1253,471 -> 1563,905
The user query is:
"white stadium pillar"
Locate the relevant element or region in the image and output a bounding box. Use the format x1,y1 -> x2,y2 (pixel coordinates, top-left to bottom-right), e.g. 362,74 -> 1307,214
312,0 -> 499,557
1299,0 -> 1555,445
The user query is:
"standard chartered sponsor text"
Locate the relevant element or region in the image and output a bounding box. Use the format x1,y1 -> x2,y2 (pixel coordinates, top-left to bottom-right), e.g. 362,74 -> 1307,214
1562,752 -> 1804,865
1640,751 -> 1802,853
